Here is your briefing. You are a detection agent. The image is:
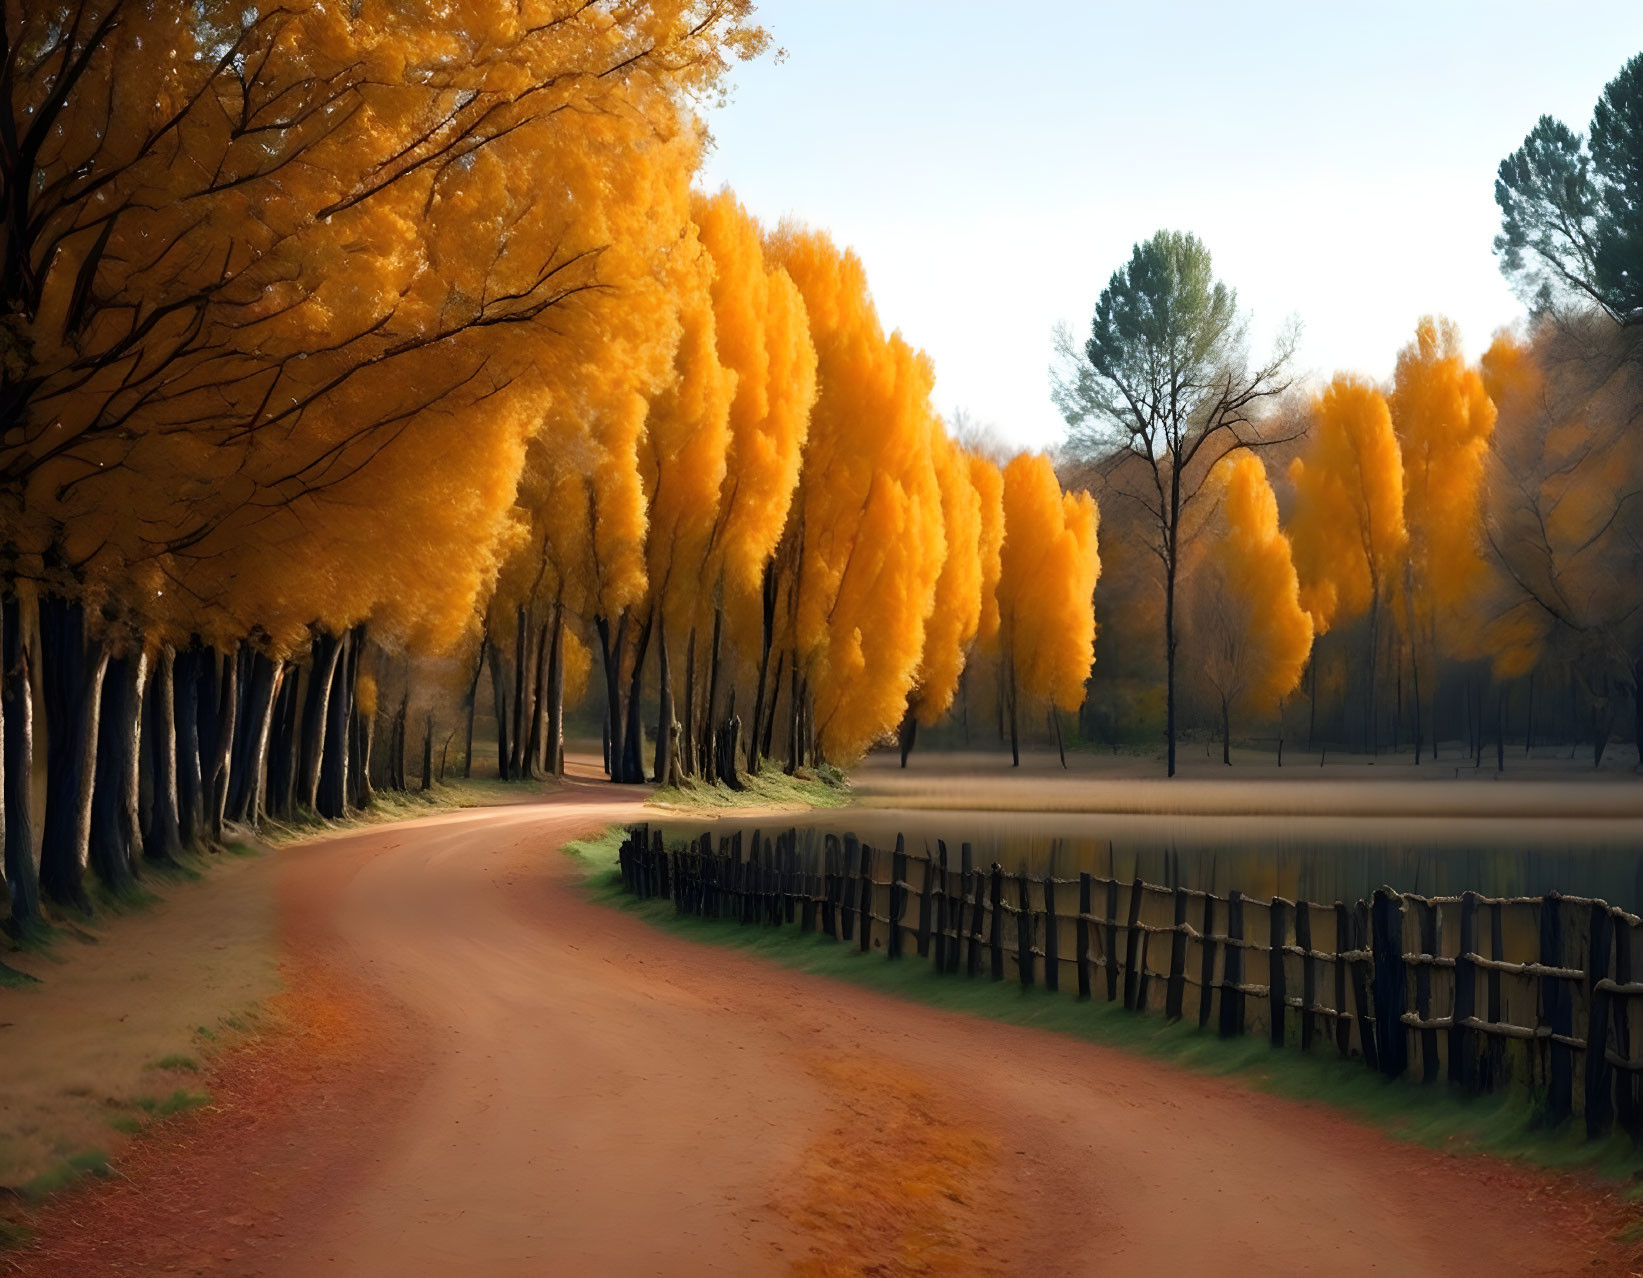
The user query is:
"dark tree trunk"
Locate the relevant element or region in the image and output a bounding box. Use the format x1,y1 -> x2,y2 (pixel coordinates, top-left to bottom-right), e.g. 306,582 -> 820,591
207,647 -> 240,843
1052,707 -> 1068,769
142,646 -> 183,862
463,632 -> 487,780
786,655 -> 802,775
2,589 -> 40,927
680,626 -> 697,778
595,614 -> 626,784
654,610 -> 675,785
545,602 -> 565,779
898,709 -> 916,768
748,565 -> 778,775
39,596 -> 95,909
316,630 -> 356,819
702,606 -> 724,784
228,651 -> 273,821
1221,694 -> 1231,766
762,649 -> 784,766
1008,650 -> 1020,768
173,644 -> 206,846
90,651 -> 140,892
623,611 -> 653,785
510,606 -> 530,780
299,632 -> 342,812
488,633 -> 511,781
528,621 -> 549,777
420,714 -> 433,791
265,663 -> 302,820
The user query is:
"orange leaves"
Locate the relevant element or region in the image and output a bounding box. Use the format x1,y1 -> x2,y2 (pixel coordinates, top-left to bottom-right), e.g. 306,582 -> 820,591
1390,316 -> 1497,653
1192,455 -> 1313,712
1286,375 -> 1408,636
998,454 -> 1101,713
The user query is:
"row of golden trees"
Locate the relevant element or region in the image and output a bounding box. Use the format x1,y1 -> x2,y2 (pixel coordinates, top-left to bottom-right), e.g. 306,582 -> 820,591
0,2 -> 1103,931
1080,310 -> 1643,767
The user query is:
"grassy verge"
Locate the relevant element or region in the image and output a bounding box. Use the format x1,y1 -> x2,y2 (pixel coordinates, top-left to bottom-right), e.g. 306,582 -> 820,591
566,824 -> 1643,1187
647,763 -> 852,813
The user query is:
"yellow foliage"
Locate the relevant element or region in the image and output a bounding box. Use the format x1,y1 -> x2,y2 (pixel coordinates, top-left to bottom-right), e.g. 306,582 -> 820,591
1286,375 -> 1408,635
913,437 -> 985,725
997,454 -> 1101,712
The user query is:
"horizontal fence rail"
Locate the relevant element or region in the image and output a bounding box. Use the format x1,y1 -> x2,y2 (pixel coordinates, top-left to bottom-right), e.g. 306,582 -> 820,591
616,823 -> 1643,1140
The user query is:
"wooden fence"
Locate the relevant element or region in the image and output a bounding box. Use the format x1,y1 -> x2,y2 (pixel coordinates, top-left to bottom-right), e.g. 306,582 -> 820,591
616,823 -> 1643,1140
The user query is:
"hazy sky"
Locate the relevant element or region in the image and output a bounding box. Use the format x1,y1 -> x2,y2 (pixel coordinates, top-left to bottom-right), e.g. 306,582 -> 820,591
699,3 -> 1643,450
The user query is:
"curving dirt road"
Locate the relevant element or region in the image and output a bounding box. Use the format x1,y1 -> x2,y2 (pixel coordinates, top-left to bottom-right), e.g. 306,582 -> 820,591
12,767 -> 1638,1277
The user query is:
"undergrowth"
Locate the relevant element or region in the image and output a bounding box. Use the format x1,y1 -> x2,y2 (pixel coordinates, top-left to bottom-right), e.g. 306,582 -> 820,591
567,823 -> 1643,1187
647,763 -> 852,813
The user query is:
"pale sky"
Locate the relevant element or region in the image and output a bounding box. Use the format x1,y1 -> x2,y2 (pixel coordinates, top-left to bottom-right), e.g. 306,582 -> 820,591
700,3 -> 1643,450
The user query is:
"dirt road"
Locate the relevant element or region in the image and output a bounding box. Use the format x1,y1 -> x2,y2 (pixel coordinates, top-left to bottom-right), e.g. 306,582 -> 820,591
11,769 -> 1636,1277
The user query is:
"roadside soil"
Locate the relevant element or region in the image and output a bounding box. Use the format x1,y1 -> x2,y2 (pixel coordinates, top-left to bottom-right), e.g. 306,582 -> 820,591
4,762 -> 1639,1277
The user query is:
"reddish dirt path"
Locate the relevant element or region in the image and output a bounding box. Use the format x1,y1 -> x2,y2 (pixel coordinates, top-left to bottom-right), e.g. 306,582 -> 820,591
8,767 -> 1640,1277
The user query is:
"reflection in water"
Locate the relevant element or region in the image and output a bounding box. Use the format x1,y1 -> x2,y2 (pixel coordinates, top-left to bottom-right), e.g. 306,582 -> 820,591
654,806 -> 1643,912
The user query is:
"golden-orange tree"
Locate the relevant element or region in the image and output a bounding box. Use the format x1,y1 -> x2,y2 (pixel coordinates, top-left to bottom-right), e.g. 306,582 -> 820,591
1286,374 -> 1407,753
0,2 -> 766,914
996,453 -> 1101,767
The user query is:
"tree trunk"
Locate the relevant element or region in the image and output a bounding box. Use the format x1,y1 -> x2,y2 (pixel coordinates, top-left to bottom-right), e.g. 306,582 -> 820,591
1496,685 -> 1507,773
786,654 -> 802,775
208,646 -> 240,843
299,633 -> 342,812
316,630 -> 353,819
1052,707 -> 1068,769
420,714 -> 433,791
488,634 -> 512,781
1221,694 -> 1231,766
702,606 -> 724,784
143,645 -> 183,862
510,606 -> 531,780
898,708 -> 917,768
90,650 -> 140,892
39,596 -> 95,909
228,652 -> 275,822
748,565 -> 778,775
265,662 -> 301,820
245,661 -> 285,828
545,602 -> 565,779
595,614 -> 626,785
762,649 -> 784,769
528,621 -> 549,778
1411,636 -> 1424,765
173,644 -> 206,845
2,589 -> 40,927
653,610 -> 674,784
623,611 -> 653,785
680,626 -> 697,777
1008,649 -> 1020,768
463,632 -> 487,780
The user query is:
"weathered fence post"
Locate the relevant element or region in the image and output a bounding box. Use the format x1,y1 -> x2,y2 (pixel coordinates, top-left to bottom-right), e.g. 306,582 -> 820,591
1269,897 -> 1289,1048
1077,873 -> 1093,1000
858,842 -> 874,954
1451,892 -> 1479,1091
1166,885 -> 1188,1022
1016,870 -> 1034,987
888,838 -> 907,961
1415,898 -> 1438,1084
786,828 -> 799,924
917,850 -> 934,960
1104,875 -> 1121,1003
1614,921 -> 1638,1136
1351,899 -> 1379,1072
1043,872 -> 1059,993
1585,902 -> 1615,1139
1540,893 -> 1573,1123
934,842 -> 950,973
822,834 -> 840,939
1123,877 -> 1144,1011
1332,902 -> 1352,1057
841,833 -> 859,941
1371,888 -> 1408,1079
1486,899 -> 1505,1088
1219,890 -> 1245,1037
1295,899 -> 1315,1051
965,844 -> 984,977
989,864 -> 1005,981
1198,892 -> 1218,1030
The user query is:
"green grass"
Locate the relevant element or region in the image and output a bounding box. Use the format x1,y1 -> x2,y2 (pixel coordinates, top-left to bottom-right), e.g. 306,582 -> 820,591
146,1054 -> 200,1073
131,1089 -> 211,1119
647,763 -> 852,813
569,824 -> 1643,1186
20,1149 -> 113,1200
